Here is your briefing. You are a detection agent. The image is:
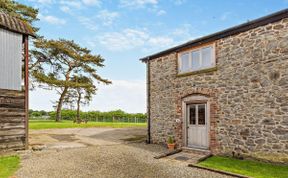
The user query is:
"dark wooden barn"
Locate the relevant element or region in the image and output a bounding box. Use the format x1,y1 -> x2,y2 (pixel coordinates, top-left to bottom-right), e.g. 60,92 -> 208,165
0,13 -> 34,150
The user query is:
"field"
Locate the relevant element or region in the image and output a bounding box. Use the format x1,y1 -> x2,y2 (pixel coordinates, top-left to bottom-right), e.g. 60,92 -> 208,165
0,156 -> 20,178
198,156 -> 288,178
29,120 -> 147,130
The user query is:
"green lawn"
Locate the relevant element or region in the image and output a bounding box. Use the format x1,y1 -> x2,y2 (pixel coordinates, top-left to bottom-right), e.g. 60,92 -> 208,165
0,155 -> 20,178
198,156 -> 288,178
29,120 -> 147,130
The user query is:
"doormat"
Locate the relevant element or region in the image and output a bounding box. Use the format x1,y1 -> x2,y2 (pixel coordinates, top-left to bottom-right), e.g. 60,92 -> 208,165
174,156 -> 190,161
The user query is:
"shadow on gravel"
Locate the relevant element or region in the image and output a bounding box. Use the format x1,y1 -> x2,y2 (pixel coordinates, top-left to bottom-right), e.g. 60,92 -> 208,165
88,128 -> 167,153
49,134 -> 78,142
88,128 -> 146,142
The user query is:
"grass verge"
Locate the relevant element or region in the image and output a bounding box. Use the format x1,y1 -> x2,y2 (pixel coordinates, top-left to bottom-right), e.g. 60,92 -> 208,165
29,120 -> 147,130
0,155 -> 20,178
198,156 -> 288,178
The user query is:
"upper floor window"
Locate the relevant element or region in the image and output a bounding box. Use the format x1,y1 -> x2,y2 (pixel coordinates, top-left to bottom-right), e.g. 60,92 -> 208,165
178,44 -> 215,74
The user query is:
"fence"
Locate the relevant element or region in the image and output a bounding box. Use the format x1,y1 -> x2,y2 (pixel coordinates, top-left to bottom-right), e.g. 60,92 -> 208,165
30,116 -> 147,123
87,117 -> 146,123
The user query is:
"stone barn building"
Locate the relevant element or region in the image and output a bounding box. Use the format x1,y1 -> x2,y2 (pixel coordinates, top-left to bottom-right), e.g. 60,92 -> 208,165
0,13 -> 34,150
141,9 -> 288,163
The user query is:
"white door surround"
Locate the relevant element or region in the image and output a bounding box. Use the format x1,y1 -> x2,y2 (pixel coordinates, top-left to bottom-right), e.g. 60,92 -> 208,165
182,95 -> 210,150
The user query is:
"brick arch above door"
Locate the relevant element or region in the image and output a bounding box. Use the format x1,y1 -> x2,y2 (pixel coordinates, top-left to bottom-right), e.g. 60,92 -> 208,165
176,88 -> 220,153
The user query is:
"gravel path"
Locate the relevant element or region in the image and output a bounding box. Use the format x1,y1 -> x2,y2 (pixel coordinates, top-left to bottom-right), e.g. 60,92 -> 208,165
16,143 -> 231,178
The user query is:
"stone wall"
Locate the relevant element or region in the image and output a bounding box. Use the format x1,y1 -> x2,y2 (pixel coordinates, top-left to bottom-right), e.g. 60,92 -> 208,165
148,18 -> 288,163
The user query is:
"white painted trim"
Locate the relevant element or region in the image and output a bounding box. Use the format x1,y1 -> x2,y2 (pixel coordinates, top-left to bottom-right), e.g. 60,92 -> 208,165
178,52 -> 190,73
177,44 -> 216,74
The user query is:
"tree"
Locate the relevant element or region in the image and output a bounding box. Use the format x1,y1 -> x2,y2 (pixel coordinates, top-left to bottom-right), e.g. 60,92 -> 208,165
31,38 -> 111,122
0,0 -> 39,32
64,76 -> 96,123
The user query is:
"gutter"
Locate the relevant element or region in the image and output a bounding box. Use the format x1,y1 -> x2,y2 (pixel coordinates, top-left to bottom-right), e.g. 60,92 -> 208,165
146,58 -> 151,144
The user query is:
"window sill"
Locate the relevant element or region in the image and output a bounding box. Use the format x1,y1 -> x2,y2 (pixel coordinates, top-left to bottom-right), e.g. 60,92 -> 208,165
177,67 -> 217,77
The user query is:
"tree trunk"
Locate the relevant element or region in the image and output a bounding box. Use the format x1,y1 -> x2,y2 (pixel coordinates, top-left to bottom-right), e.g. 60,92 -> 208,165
56,68 -> 72,122
76,90 -> 81,123
55,87 -> 68,122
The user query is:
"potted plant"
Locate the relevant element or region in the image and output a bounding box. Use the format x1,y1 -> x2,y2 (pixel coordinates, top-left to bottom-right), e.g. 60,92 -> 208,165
167,136 -> 176,151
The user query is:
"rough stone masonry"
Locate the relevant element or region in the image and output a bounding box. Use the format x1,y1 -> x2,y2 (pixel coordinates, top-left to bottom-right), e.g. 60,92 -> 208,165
148,17 -> 288,163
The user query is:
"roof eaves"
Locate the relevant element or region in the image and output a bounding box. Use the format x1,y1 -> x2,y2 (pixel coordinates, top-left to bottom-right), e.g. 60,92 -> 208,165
140,8 -> 288,62
0,13 -> 36,37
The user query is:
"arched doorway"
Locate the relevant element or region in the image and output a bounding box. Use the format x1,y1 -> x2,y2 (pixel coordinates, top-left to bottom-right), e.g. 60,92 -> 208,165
182,95 -> 210,150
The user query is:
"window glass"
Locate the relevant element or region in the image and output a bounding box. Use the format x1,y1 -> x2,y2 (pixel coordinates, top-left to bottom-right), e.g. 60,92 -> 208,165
189,105 -> 196,125
180,53 -> 190,72
198,105 -> 206,125
191,50 -> 200,71
202,47 -> 213,68
178,45 -> 215,73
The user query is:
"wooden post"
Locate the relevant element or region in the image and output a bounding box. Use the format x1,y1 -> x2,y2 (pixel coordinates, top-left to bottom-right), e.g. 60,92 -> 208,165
24,35 -> 29,150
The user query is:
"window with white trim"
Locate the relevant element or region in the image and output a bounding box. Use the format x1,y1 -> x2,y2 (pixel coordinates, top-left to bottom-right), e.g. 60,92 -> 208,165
178,44 -> 215,74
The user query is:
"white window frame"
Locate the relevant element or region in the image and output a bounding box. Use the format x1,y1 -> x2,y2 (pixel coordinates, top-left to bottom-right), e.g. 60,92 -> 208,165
178,44 -> 216,74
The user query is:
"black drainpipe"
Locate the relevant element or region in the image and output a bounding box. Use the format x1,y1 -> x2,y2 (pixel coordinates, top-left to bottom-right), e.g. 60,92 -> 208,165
146,58 -> 151,144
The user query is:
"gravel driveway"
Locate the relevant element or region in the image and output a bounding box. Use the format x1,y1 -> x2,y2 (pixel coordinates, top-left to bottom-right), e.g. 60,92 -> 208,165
15,128 -> 231,178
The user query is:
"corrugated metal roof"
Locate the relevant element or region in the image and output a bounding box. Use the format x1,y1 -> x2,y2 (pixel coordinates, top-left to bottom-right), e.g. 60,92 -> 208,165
0,13 -> 35,37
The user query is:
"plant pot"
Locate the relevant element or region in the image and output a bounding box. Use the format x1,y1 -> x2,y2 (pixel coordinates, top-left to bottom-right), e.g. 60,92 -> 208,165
167,143 -> 176,151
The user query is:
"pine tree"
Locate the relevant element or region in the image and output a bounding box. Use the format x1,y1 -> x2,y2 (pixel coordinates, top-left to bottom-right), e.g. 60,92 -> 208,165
64,76 -> 96,123
31,38 -> 111,122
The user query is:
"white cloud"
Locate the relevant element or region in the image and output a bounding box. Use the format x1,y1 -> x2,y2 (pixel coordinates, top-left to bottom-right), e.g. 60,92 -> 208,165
96,28 -> 174,51
60,0 -> 82,9
171,23 -> 200,45
91,23 -> 198,52
173,0 -> 186,5
88,80 -> 146,112
220,12 -> 232,21
29,0 -> 53,5
98,29 -> 147,51
148,36 -> 173,47
60,6 -> 71,13
172,24 -> 193,37
82,0 -> 101,6
30,80 -> 146,113
77,10 -> 120,31
77,16 -> 98,31
156,10 -> 166,16
39,14 -> 66,25
97,10 -> 120,26
119,0 -> 164,16
120,0 -> 158,8
147,5 -> 166,16
59,0 -> 101,9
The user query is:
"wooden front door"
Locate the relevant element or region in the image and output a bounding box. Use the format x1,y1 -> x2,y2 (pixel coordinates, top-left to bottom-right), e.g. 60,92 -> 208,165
187,103 -> 209,149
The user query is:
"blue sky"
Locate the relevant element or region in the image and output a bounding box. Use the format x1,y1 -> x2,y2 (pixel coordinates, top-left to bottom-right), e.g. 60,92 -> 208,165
19,0 -> 288,113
